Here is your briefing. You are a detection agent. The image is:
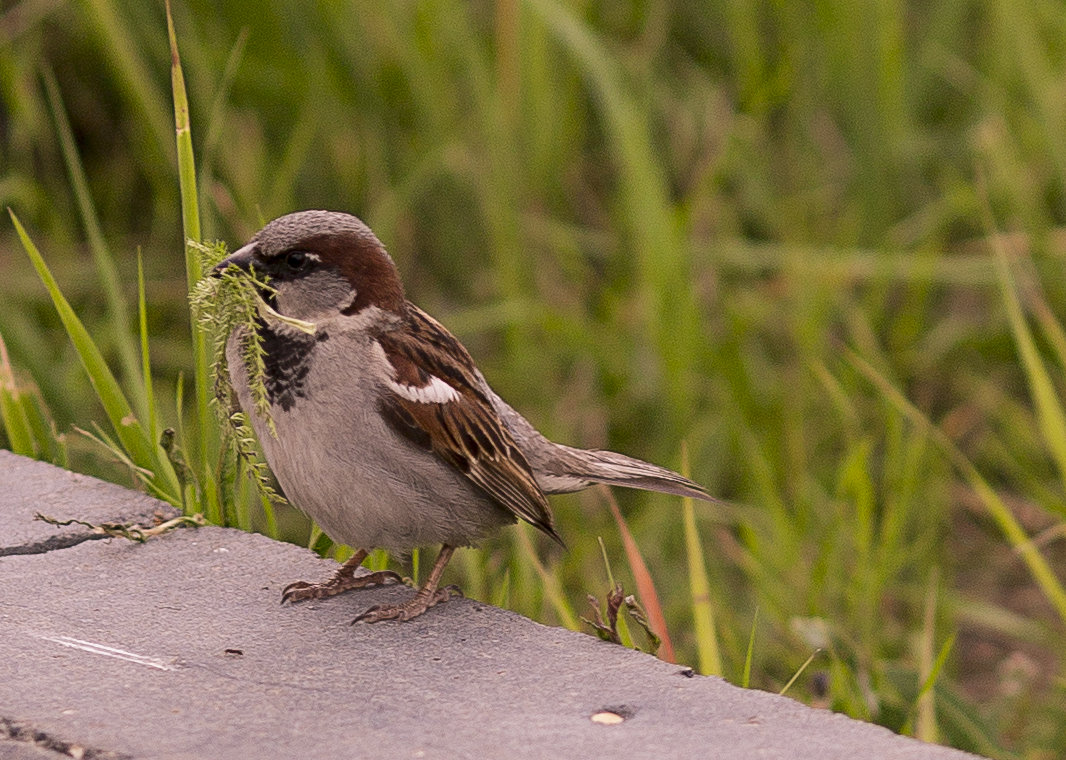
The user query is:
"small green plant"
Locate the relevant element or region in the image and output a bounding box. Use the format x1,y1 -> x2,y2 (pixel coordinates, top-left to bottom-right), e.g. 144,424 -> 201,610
34,511 -> 206,543
0,333 -> 67,467
187,240 -> 292,516
190,240 -> 317,438
582,582 -> 661,656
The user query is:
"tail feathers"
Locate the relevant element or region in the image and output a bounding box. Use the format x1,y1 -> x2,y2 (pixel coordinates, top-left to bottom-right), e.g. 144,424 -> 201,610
540,446 -> 718,503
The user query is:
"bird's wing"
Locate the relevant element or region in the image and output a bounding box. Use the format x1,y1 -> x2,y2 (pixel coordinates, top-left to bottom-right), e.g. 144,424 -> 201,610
374,304 -> 562,544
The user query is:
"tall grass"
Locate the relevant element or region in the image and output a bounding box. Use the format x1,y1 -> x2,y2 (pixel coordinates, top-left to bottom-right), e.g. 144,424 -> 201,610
2,1 -> 1066,756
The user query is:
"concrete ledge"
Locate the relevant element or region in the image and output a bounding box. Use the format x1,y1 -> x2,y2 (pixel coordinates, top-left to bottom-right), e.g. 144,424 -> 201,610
0,451 -> 981,759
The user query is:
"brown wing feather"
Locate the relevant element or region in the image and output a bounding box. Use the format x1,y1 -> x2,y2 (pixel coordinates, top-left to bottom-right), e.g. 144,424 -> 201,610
375,305 -> 562,544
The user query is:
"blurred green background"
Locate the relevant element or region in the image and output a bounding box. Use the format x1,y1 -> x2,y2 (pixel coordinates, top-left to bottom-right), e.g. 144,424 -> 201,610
2,1 -> 1066,756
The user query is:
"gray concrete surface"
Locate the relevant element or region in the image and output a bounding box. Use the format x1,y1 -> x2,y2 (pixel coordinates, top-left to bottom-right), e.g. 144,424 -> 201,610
0,450 -> 982,759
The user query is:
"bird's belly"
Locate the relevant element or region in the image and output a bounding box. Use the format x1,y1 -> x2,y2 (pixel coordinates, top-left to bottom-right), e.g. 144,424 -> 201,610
230,336 -> 512,552
269,413 -> 510,552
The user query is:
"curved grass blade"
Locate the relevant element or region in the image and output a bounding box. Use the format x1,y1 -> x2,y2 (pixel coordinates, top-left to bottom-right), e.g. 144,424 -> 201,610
990,235 -> 1066,511
847,347 -> 1066,626
8,210 -> 180,504
41,65 -> 142,407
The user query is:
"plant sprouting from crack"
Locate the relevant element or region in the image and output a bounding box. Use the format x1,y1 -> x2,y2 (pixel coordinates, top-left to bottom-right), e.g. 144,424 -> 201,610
582,583 -> 662,656
188,240 -> 315,508
35,511 -> 206,542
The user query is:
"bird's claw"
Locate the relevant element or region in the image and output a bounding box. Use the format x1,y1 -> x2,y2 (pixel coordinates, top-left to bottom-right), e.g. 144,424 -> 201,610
350,585 -> 461,624
281,569 -> 403,604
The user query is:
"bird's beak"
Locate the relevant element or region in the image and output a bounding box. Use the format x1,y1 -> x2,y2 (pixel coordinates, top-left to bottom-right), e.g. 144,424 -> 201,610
212,242 -> 259,277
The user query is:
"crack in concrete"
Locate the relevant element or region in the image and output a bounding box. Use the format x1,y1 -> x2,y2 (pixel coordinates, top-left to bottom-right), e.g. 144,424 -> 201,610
1,716 -> 132,759
0,532 -> 110,558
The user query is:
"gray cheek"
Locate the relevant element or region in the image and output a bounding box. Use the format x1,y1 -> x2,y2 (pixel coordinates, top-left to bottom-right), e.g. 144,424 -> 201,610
274,270 -> 354,320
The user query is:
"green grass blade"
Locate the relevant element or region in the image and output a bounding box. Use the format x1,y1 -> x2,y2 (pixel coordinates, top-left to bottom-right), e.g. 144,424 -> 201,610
517,522 -> 578,629
232,474 -> 253,532
167,1 -> 218,522
41,64 -> 142,405
9,210 -> 180,503
1029,287 -> 1066,380
257,490 -> 278,539
137,250 -> 158,447
0,333 -> 36,456
23,394 -> 68,468
167,2 -> 202,287
934,684 -> 1016,760
308,524 -> 332,555
457,543 -> 488,602
905,624 -> 956,741
197,28 -> 249,210
595,536 -> 634,649
75,0 -> 172,166
367,548 -> 390,572
742,606 -> 759,688
914,569 -> 942,743
991,236 -> 1066,501
681,459 -> 723,676
491,567 -> 512,610
170,371 -> 197,505
848,347 -> 1066,625
779,649 -> 822,697
77,422 -> 152,481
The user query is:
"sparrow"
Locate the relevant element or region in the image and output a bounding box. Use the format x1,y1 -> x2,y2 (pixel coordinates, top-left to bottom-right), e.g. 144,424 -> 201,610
215,210 -> 714,623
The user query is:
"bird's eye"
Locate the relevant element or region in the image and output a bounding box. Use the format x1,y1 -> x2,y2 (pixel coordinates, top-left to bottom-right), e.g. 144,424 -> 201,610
284,250 -> 309,272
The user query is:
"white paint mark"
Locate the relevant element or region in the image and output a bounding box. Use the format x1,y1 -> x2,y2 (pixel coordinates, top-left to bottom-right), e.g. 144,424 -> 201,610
36,634 -> 177,671
389,375 -> 460,404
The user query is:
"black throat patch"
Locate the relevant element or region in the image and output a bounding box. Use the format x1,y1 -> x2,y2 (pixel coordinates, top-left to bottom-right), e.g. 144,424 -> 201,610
257,319 -> 327,412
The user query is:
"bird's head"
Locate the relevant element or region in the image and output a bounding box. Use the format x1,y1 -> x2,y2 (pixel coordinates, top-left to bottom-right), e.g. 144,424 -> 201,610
215,210 -> 406,324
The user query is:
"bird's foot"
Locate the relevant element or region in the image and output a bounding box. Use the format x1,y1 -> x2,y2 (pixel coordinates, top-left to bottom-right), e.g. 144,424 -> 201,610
282,568 -> 403,604
351,584 -> 463,624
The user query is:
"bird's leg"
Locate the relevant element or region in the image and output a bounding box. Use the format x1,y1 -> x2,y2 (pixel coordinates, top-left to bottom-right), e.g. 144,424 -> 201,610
282,548 -> 403,604
351,545 -> 462,623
